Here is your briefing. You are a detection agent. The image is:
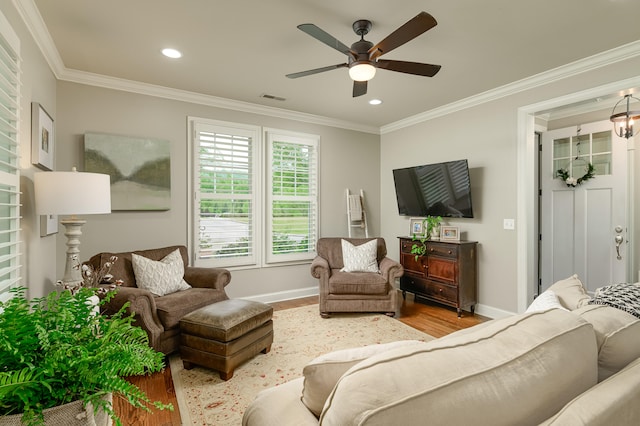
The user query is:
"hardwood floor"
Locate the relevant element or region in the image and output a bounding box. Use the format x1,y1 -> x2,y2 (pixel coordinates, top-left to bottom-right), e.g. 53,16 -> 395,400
114,292 -> 489,425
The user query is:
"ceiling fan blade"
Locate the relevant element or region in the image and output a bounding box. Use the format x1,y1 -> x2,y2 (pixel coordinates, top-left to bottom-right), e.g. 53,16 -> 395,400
286,63 -> 348,79
297,24 -> 352,56
369,12 -> 437,60
353,80 -> 367,97
376,59 -> 441,77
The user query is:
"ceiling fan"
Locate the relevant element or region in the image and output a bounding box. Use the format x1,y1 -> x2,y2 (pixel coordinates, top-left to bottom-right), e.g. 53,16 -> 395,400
286,11 -> 442,98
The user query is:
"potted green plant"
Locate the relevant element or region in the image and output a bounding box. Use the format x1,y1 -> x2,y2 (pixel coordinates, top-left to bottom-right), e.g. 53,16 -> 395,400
0,286 -> 172,426
410,215 -> 443,259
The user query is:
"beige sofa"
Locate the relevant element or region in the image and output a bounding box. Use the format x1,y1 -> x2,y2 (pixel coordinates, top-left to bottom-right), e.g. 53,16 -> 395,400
243,288 -> 640,425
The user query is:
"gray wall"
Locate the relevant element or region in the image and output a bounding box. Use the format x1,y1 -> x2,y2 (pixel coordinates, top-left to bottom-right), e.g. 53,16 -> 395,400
379,55 -> 640,317
53,82 -> 381,300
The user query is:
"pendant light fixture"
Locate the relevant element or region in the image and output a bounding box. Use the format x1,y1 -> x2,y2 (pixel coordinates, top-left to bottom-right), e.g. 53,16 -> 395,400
610,94 -> 640,139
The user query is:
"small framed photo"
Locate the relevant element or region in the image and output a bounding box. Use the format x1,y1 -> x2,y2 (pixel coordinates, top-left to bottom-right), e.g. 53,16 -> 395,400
31,102 -> 54,171
410,217 -> 425,237
441,226 -> 460,241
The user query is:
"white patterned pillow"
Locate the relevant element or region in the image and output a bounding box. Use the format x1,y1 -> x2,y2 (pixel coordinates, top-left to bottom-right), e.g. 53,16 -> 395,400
340,239 -> 380,273
525,289 -> 568,313
132,249 -> 191,296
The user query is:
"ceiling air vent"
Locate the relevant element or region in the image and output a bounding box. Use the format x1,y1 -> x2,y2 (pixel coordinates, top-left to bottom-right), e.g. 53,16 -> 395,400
260,93 -> 286,101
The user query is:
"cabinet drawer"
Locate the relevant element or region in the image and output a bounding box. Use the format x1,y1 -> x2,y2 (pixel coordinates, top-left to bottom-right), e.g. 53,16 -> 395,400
400,276 -> 427,294
426,242 -> 458,258
425,281 -> 457,303
400,239 -> 422,254
426,257 -> 457,285
400,253 -> 426,276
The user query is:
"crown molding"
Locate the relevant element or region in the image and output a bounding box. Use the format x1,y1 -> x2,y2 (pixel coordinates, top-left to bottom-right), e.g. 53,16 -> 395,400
16,1 -> 379,135
381,40 -> 640,134
16,0 -> 640,137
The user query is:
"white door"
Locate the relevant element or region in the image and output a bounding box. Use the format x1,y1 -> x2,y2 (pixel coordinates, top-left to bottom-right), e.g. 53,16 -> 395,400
540,120 -> 628,295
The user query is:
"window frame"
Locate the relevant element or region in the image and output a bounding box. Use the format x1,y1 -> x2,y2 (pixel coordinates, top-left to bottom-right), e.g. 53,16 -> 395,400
264,128 -> 319,264
0,10 -> 21,302
188,118 -> 261,268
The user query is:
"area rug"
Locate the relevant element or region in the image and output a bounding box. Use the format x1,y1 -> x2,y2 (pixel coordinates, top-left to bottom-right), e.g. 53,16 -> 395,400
170,304 -> 433,425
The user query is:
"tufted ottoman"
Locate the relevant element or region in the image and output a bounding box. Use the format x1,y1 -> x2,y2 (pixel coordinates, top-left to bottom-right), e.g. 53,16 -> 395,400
179,299 -> 274,380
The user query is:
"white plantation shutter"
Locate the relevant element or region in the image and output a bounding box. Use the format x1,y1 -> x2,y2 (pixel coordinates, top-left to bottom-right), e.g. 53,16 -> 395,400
192,121 -> 260,267
0,12 -> 21,302
266,130 -> 318,263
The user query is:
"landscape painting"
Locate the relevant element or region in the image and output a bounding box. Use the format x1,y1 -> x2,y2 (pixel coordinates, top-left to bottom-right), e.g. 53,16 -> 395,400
84,133 -> 171,211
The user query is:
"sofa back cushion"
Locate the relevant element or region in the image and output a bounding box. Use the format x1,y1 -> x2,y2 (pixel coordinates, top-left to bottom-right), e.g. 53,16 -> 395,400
86,245 -> 189,288
572,304 -> 640,381
540,357 -> 640,425
316,238 -> 386,270
320,309 -> 598,426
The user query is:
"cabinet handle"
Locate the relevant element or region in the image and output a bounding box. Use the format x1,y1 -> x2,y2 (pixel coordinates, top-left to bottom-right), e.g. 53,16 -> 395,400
448,250 -> 452,254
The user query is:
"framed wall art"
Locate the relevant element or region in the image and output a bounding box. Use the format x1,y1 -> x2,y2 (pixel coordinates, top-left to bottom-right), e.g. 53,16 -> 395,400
441,226 -> 460,241
40,214 -> 58,237
410,217 -> 425,237
31,102 -> 54,170
84,132 -> 171,211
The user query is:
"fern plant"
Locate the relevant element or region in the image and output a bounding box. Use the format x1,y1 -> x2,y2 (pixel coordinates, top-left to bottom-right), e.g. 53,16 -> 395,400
0,287 -> 172,426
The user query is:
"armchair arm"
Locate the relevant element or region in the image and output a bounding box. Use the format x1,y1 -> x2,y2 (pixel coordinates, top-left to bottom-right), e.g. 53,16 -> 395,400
184,266 -> 231,290
379,257 -> 404,283
100,286 -> 164,350
310,256 -> 330,279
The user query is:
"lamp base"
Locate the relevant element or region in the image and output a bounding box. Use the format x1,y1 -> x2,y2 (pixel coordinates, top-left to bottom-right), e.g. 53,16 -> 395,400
59,217 -> 86,288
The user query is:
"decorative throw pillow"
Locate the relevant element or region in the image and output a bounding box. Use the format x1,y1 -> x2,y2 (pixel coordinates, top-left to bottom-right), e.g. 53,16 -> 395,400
589,282 -> 640,319
547,274 -> 591,310
301,340 -> 424,417
340,239 -> 379,273
525,289 -> 568,313
132,249 -> 191,296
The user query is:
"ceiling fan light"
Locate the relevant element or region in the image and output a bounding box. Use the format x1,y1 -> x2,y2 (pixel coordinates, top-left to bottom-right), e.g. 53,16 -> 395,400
349,63 -> 376,81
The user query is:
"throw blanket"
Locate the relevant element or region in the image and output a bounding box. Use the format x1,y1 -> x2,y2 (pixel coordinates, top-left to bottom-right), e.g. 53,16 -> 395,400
589,282 -> 640,319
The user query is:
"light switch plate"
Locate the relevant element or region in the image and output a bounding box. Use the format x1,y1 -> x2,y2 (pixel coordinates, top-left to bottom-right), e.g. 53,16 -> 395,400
503,218 -> 515,230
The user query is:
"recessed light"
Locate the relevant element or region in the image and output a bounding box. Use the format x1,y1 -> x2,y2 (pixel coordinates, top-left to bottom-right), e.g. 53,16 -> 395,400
161,48 -> 182,59
369,99 -> 383,105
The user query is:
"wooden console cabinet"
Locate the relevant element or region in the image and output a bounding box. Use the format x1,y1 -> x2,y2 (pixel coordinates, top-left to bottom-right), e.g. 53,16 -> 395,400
398,237 -> 477,317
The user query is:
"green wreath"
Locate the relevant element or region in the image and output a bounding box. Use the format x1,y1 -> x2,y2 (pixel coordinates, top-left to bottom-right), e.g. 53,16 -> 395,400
556,163 -> 595,187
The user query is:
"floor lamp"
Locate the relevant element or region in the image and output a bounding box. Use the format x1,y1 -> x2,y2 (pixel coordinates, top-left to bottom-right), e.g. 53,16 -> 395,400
34,167 -> 111,288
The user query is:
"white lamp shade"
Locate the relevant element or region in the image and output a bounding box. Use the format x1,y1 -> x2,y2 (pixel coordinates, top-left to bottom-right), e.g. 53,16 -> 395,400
34,170 -> 111,216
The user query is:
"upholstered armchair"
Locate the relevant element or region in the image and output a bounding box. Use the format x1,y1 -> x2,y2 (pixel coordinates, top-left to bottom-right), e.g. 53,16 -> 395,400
310,237 -> 403,318
86,245 -> 231,354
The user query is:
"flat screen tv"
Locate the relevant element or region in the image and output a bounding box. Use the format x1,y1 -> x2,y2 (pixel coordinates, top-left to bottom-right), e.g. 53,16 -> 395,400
393,159 -> 474,218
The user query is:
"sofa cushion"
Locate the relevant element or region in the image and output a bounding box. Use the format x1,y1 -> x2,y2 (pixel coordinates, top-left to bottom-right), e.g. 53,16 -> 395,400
539,357 -> 640,425
301,340 -> 423,417
548,274 -> 591,310
132,248 -> 191,296
572,304 -> 640,381
320,309 -> 598,426
340,239 -> 380,273
328,271 -> 388,295
155,288 -> 229,329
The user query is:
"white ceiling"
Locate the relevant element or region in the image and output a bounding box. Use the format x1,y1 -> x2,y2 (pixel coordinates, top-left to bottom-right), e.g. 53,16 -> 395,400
30,0 -> 640,129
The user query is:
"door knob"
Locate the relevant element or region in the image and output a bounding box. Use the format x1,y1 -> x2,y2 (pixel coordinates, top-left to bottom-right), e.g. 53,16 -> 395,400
615,234 -> 624,260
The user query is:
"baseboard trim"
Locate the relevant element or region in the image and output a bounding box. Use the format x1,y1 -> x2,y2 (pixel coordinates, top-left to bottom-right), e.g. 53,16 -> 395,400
474,303 -> 515,320
240,287 -> 319,304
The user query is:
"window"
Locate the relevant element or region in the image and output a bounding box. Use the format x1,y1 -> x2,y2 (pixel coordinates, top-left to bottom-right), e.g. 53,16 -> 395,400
265,129 -> 318,263
189,119 -> 319,268
191,120 -> 260,268
0,12 -> 21,302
